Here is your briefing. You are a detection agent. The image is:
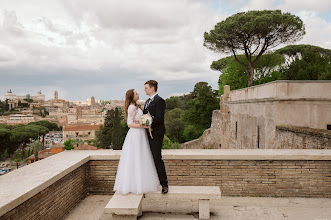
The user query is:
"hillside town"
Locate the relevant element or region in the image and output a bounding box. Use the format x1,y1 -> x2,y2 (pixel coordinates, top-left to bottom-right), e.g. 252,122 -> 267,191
0,89 -> 147,171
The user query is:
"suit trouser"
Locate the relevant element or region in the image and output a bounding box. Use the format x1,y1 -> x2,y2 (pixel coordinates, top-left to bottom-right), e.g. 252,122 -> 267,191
148,134 -> 168,186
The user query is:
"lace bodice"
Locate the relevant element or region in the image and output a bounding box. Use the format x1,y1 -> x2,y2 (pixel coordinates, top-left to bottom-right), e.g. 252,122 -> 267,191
127,104 -> 143,125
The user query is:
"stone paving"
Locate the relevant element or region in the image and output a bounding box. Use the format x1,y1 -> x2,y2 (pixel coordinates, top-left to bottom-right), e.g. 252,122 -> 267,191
65,195 -> 331,220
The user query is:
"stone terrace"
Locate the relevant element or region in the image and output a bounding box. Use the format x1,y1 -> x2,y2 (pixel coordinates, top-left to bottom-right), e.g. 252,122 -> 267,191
0,149 -> 331,219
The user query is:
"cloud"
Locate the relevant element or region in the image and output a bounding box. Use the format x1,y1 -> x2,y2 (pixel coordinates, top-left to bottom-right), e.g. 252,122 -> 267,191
0,0 -> 330,101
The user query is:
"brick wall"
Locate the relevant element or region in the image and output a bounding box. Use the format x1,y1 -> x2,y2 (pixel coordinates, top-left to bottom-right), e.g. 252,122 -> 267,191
87,160 -> 119,195
1,164 -> 88,220
87,159 -> 331,198
2,156 -> 330,219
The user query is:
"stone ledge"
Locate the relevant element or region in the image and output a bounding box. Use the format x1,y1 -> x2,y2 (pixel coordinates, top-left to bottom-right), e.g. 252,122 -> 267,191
1,149 -> 331,217
276,125 -> 331,139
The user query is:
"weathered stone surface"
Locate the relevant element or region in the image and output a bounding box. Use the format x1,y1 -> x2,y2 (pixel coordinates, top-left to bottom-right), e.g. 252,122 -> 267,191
105,192 -> 143,216
199,199 -> 210,220
276,125 -> 331,149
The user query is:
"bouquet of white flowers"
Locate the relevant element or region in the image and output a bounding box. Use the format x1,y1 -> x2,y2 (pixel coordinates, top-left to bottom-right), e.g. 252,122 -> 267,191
139,112 -> 153,138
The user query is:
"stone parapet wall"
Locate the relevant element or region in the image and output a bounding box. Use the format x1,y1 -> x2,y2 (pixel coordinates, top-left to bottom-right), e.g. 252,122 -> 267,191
87,160 -> 119,194
87,159 -> 331,198
228,80 -> 331,101
276,126 -> 331,149
1,164 -> 87,220
1,150 -> 330,219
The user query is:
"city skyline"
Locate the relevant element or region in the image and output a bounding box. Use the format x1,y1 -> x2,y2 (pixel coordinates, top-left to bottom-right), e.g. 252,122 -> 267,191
1,0 -> 330,100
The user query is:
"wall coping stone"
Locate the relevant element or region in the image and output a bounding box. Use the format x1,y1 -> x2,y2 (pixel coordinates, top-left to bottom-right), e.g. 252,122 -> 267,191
1,149 -> 331,216
276,125 -> 331,138
225,80 -> 331,102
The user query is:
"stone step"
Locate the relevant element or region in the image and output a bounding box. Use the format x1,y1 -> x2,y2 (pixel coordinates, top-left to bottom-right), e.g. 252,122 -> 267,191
104,192 -> 143,220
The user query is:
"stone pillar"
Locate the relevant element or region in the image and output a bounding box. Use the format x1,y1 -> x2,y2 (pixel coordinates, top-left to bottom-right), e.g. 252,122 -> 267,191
223,85 -> 230,102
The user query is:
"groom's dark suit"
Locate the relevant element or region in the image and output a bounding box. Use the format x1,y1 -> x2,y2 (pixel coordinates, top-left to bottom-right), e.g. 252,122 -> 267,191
143,94 -> 168,187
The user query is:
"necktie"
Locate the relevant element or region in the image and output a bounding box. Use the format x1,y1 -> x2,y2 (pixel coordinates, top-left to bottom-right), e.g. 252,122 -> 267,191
146,98 -> 151,109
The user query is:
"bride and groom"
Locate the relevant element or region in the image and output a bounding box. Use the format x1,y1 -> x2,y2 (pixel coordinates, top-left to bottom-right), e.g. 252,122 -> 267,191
113,80 -> 169,194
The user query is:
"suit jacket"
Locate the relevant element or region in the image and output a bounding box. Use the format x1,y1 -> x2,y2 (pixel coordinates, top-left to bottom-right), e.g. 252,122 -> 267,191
143,94 -> 166,136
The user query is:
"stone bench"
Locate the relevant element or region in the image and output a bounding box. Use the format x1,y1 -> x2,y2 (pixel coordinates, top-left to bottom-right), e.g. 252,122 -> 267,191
145,186 -> 221,219
103,192 -> 143,220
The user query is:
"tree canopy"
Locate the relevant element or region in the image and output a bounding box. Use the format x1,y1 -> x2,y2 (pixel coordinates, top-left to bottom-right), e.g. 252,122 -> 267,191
276,44 -> 331,80
96,107 -> 128,149
204,10 -> 305,86
212,52 -> 284,94
183,82 -> 219,138
165,108 -> 185,142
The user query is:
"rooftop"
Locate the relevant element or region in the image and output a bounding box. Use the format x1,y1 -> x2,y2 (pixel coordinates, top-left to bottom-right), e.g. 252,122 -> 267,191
63,124 -> 101,131
1,149 -> 330,219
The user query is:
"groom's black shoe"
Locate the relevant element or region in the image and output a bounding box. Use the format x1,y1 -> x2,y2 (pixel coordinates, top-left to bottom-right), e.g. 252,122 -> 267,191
162,186 -> 168,194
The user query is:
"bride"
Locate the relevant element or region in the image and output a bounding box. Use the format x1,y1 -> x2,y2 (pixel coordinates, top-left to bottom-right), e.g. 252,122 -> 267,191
113,89 -> 160,195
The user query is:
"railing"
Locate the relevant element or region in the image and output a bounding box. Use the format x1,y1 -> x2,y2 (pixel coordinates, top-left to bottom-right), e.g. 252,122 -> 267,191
0,149 -> 330,219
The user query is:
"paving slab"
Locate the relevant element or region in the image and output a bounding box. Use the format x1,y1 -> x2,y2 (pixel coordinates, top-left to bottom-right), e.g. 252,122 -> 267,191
64,195 -> 331,220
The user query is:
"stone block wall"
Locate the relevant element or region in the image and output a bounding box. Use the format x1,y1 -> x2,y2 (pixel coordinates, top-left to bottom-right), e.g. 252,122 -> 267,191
181,110 -> 221,149
86,159 -> 331,198
219,82 -> 331,149
276,126 -> 331,149
0,164 -> 88,220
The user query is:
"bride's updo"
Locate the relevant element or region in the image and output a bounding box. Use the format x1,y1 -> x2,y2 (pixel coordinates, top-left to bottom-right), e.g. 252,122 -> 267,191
124,89 -> 140,123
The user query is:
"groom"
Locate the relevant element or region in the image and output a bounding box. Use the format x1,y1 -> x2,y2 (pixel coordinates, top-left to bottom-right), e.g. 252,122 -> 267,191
143,80 -> 169,194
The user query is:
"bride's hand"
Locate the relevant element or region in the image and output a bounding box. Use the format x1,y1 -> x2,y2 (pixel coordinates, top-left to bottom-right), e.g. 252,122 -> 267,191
134,120 -> 139,124
143,125 -> 151,129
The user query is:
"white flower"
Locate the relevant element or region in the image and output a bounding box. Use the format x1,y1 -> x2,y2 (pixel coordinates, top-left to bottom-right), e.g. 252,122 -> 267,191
139,112 -> 153,126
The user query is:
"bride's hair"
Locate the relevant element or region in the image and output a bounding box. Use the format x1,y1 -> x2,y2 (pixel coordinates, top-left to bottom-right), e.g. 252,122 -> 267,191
124,89 -> 140,123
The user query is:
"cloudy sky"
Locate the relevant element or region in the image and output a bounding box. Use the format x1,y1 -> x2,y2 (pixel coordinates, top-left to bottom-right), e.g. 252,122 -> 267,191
1,0 -> 330,101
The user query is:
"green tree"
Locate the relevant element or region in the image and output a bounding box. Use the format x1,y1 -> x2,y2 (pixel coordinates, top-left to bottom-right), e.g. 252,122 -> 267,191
182,125 -> 205,141
0,124 -> 17,158
10,125 -> 39,160
64,139 -> 74,150
212,53 -> 284,94
183,82 -> 219,140
204,10 -> 305,87
276,44 -> 331,80
27,140 -> 44,162
86,139 -> 101,148
165,94 -> 193,112
165,108 -> 185,142
96,108 -> 128,149
162,135 -> 171,149
0,100 -> 4,114
0,127 -> 11,157
4,99 -> 9,112
71,138 -> 84,147
27,122 -> 52,144
96,109 -> 115,148
112,107 -> 126,150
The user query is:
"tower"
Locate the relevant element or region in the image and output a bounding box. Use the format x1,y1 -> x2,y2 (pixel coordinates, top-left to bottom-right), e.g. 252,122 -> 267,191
91,96 -> 95,106
54,91 -> 58,101
76,107 -> 82,120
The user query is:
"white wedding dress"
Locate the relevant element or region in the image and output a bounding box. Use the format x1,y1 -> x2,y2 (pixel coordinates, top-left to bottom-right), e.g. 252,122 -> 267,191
113,104 -> 160,195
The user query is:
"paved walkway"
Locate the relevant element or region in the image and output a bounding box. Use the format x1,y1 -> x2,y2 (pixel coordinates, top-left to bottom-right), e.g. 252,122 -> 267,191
65,195 -> 331,220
